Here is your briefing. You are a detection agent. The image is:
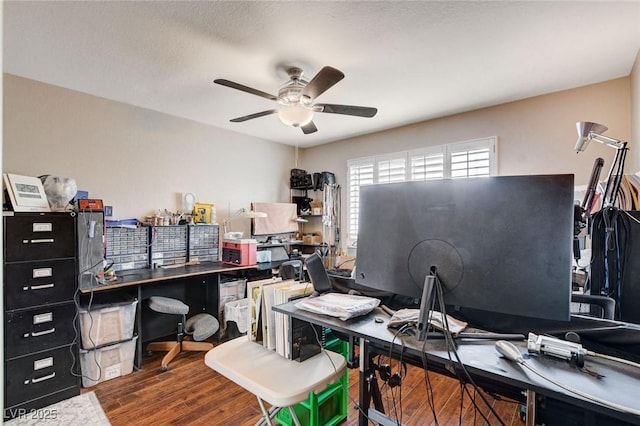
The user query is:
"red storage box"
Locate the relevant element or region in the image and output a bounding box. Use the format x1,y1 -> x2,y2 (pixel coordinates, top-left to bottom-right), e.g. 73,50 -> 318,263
222,239 -> 257,266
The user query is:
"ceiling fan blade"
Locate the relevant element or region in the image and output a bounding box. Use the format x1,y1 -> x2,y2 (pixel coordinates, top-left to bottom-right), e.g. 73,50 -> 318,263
214,79 -> 277,101
301,121 -> 318,134
302,66 -> 345,101
230,109 -> 277,123
316,104 -> 378,118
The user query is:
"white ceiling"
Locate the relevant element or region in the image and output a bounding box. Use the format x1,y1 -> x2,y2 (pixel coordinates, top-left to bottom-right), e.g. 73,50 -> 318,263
4,1 -> 640,148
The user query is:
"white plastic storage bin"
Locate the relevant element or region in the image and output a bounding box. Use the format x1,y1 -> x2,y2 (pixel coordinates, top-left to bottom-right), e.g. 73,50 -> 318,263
79,298 -> 138,349
219,278 -> 246,336
224,297 -> 249,335
79,336 -> 137,387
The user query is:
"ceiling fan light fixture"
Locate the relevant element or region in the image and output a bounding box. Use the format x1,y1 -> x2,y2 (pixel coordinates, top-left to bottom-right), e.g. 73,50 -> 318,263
215,65 -> 377,134
278,104 -> 313,127
277,85 -> 304,105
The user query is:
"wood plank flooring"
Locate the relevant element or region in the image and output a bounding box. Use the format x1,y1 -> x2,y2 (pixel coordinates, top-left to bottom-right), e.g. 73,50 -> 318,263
87,340 -> 524,425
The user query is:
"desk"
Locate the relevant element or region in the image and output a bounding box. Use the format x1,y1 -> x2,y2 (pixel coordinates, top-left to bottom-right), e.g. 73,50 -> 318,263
79,261 -> 276,368
273,300 -> 640,425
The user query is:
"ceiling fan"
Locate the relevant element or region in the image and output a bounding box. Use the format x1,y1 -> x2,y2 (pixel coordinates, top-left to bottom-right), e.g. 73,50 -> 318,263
214,66 -> 377,134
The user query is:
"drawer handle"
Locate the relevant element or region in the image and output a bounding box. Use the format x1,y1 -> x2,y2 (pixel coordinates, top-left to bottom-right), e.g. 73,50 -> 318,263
28,372 -> 56,384
28,328 -> 56,338
29,238 -> 55,244
23,283 -> 55,291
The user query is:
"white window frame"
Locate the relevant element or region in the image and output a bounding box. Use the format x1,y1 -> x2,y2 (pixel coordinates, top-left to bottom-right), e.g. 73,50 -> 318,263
347,137 -> 497,241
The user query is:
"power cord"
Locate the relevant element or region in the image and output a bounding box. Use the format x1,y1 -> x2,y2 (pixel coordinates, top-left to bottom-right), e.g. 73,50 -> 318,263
527,332 -> 640,370
383,324 -> 412,425
309,321 -> 374,424
496,340 -> 640,417
71,209 -> 107,383
430,271 -> 507,426
70,285 -> 103,383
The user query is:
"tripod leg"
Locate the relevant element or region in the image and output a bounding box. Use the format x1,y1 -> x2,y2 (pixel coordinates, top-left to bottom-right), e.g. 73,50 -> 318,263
358,338 -> 371,425
370,370 -> 384,413
358,339 -> 386,426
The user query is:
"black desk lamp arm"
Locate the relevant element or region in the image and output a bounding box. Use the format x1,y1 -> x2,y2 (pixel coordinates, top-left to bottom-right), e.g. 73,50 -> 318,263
602,142 -> 628,208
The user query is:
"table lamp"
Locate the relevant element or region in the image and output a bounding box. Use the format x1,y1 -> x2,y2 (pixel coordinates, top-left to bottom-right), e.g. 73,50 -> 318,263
575,121 -> 628,208
223,208 -> 267,239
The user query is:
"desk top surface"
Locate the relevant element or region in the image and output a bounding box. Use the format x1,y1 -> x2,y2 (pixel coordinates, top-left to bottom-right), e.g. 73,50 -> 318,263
80,261 -> 280,293
274,299 -> 640,424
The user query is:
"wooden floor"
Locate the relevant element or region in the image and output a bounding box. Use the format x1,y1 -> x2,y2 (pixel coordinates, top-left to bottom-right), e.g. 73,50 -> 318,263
88,340 -> 524,426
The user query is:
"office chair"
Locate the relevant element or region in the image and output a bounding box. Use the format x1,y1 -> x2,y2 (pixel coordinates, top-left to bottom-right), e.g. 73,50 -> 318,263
146,296 -> 219,371
571,293 -> 616,320
279,259 -> 304,281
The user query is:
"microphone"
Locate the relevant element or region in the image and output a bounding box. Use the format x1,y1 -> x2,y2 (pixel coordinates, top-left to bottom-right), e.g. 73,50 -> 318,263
581,157 -> 604,212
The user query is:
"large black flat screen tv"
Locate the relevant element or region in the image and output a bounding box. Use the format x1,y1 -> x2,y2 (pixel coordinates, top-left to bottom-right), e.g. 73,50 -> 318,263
355,174 -> 574,323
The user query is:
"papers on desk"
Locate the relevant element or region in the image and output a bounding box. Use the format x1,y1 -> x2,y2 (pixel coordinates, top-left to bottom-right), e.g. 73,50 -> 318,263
295,293 -> 380,321
387,308 -> 468,335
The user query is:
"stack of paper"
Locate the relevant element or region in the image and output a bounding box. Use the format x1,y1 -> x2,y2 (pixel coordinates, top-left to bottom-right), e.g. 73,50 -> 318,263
246,277 -> 314,358
272,281 -> 315,358
247,277 -> 283,343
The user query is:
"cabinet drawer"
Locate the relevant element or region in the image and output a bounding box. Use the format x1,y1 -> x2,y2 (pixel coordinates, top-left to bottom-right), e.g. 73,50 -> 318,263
4,213 -> 75,262
4,259 -> 76,310
5,303 -> 77,359
5,345 -> 78,407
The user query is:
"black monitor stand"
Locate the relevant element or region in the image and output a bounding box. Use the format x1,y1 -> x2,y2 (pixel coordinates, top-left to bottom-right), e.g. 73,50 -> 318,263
417,274 -> 436,342
417,269 -> 524,342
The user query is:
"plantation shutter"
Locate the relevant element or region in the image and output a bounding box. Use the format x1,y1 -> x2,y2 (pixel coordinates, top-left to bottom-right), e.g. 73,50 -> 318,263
347,137 -> 496,241
348,160 -> 374,240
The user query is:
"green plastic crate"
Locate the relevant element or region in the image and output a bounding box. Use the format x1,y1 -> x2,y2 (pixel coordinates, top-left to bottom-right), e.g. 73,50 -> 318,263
275,337 -> 349,426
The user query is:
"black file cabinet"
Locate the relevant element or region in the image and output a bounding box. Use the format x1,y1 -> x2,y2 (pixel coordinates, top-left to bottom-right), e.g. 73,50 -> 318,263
3,212 -> 80,420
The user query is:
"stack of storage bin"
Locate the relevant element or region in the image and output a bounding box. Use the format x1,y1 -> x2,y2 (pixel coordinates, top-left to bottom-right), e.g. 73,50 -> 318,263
105,226 -> 149,272
150,225 -> 188,267
188,224 -> 219,262
78,296 -> 138,387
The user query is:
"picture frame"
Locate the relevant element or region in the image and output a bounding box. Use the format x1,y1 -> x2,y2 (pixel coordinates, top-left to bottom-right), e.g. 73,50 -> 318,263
193,202 -> 214,224
3,173 -> 51,212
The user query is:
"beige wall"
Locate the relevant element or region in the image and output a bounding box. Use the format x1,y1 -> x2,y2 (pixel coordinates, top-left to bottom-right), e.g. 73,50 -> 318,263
2,74 -> 295,236
3,73 -> 637,244
300,77 -> 633,248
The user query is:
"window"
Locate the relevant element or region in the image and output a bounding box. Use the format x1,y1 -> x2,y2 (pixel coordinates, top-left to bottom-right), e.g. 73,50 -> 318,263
348,161 -> 374,243
347,137 -> 497,240
377,156 -> 406,184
